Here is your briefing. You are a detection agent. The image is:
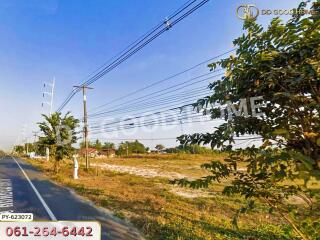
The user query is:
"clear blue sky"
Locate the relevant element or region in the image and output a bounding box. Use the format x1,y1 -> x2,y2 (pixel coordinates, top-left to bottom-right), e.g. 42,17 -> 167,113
0,0 -> 302,150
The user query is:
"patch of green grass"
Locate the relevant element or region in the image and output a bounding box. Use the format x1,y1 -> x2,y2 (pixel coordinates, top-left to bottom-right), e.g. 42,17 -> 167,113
114,211 -> 126,220
100,199 -> 110,207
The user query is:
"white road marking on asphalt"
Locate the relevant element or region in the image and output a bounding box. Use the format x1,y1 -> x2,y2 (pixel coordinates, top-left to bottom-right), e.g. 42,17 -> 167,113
0,179 -> 14,212
11,156 -> 57,221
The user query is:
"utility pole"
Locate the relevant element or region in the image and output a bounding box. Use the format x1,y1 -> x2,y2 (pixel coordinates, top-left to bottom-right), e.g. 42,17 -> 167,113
42,78 -> 55,161
74,85 -> 93,171
32,131 -> 38,155
42,78 -> 55,116
126,143 -> 129,157
12,123 -> 28,154
32,131 -> 38,143
24,138 -> 29,155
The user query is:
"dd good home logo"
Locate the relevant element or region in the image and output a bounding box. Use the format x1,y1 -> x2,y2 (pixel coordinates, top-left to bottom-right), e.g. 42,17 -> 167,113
236,4 -> 259,20
237,4 -> 317,20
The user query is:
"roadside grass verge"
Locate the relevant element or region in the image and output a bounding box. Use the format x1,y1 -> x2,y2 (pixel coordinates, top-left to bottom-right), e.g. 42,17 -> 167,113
25,156 -> 309,240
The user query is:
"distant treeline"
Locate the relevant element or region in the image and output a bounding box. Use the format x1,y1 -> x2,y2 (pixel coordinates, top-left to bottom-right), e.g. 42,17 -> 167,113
165,144 -> 217,154
13,139 -> 217,157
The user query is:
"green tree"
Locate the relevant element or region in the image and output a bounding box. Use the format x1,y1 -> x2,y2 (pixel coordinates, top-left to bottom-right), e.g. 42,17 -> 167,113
38,112 -> 79,172
176,144 -> 213,154
103,142 -> 115,149
130,140 -> 147,154
35,141 -> 47,156
117,140 -> 146,155
14,145 -> 24,155
93,139 -> 102,150
79,140 -> 105,150
174,2 -> 320,239
80,141 -> 94,149
0,149 -> 5,157
24,143 -> 35,153
117,142 -> 128,156
155,144 -> 165,151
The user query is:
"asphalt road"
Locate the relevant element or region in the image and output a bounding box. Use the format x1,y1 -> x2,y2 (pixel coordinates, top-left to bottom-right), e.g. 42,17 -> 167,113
0,156 -> 143,240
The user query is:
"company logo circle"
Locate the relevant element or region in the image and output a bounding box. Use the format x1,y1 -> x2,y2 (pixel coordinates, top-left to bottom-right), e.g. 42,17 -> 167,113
237,4 -> 259,20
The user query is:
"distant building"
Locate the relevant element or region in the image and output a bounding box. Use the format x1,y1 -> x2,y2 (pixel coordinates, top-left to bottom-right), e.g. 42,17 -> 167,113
78,148 -> 99,158
151,149 -> 166,154
99,148 -> 116,158
78,148 -> 116,158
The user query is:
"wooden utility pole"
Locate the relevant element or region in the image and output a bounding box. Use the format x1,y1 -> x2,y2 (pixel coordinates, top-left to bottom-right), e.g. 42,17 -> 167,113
126,143 -> 129,157
74,85 -> 93,170
24,138 -> 29,155
32,131 -> 38,154
32,131 -> 37,144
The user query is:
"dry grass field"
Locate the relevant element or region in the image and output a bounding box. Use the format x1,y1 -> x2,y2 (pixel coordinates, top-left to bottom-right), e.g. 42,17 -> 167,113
26,153 -> 318,240
91,153 -> 225,179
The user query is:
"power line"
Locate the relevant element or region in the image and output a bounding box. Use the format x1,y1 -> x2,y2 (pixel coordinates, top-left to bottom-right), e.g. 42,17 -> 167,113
90,104 -> 197,129
102,115 -> 211,132
90,119 -> 216,135
89,114 -> 217,134
87,83 -> 219,130
90,110 -> 205,130
89,85 -> 210,117
82,0 -> 210,88
88,72 -> 223,118
88,88 -> 211,120
91,111 -> 204,130
87,136 -> 262,142
79,0 -> 197,86
56,0 -> 210,112
89,137 -> 179,141
89,49 -> 235,113
91,105 -> 196,127
90,105 -> 206,128
88,70 -> 221,117
89,109 -> 263,138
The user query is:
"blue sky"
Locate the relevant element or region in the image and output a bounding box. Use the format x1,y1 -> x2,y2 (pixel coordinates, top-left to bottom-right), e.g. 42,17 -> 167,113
0,0 -> 303,150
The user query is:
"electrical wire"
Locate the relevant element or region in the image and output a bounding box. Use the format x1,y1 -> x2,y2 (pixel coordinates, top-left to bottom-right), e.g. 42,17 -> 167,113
56,0 -> 210,112
88,89 -> 211,120
89,49 -> 235,113
88,72 -> 223,118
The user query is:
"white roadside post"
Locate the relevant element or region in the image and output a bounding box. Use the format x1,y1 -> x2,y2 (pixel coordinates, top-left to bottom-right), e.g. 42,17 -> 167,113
45,147 -> 50,161
73,154 -> 79,179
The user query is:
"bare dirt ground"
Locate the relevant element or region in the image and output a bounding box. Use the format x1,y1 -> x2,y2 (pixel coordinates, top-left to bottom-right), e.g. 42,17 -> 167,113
91,163 -> 187,179
90,154 -> 221,198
